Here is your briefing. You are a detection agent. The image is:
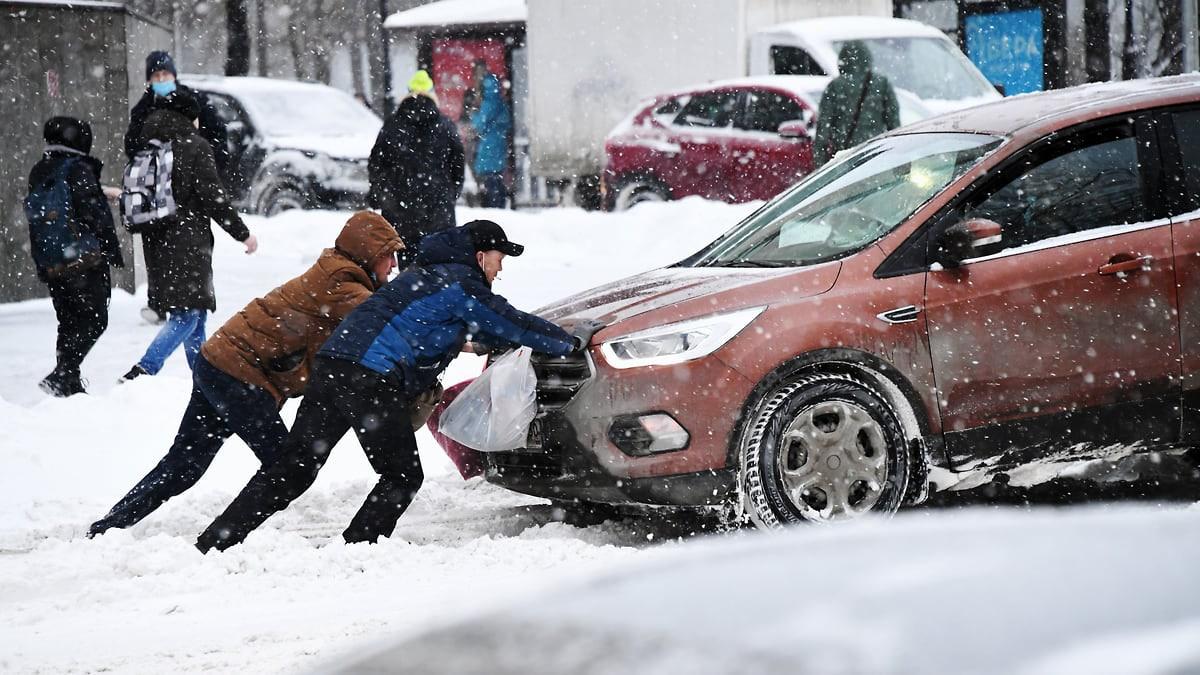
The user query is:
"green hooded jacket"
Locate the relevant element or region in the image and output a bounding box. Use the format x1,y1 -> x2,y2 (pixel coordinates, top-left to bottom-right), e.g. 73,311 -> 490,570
813,41 -> 901,167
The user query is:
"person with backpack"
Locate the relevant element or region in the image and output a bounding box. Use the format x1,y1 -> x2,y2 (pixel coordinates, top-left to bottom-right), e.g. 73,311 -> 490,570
813,40 -> 901,168
25,117 -> 124,397
195,220 -> 582,552
89,211 -> 403,537
120,91 -> 258,383
368,69 -> 465,265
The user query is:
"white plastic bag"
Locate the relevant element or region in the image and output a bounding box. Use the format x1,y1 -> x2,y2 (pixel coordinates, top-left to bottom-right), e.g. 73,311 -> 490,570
439,347 -> 538,452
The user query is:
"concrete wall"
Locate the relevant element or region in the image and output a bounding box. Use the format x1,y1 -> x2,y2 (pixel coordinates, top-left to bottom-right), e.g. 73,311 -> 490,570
0,3 -> 170,303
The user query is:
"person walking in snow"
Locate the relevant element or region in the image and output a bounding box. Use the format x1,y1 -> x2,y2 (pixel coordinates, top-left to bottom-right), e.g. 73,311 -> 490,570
90,212 -> 403,537
368,69 -> 465,266
813,40 -> 901,168
25,117 -> 125,397
470,69 -> 511,208
120,92 -> 258,383
195,219 -> 583,553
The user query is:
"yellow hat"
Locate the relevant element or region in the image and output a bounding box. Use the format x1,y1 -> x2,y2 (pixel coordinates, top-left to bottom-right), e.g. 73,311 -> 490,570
408,69 -> 434,94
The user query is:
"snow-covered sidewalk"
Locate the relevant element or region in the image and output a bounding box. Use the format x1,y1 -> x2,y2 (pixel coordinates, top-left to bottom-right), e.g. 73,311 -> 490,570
0,200 -> 752,673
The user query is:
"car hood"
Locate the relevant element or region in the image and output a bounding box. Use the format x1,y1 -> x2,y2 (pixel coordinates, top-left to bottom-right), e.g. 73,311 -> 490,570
539,263 -> 840,334
266,132 -> 378,160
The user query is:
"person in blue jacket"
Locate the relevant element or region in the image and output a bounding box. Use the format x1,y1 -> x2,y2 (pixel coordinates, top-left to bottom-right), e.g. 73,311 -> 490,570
196,219 -> 581,552
470,71 -> 512,208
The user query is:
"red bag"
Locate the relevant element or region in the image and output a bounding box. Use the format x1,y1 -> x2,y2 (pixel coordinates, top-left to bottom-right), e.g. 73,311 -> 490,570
428,380 -> 487,479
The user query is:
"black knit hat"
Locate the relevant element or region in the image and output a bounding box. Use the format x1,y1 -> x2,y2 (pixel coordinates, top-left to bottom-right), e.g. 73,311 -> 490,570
43,116 -> 93,154
465,219 -> 523,256
145,50 -> 177,81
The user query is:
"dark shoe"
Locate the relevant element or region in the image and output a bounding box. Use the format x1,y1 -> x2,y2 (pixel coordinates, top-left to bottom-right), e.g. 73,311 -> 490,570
119,364 -> 149,383
39,372 -> 85,397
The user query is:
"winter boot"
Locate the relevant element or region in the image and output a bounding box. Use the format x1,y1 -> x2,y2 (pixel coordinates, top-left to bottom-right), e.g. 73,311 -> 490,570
39,370 -> 86,397
119,364 -> 149,383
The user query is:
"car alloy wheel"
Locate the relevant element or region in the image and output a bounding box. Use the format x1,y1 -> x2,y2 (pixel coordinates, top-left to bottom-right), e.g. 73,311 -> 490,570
740,373 -> 910,527
259,180 -> 307,216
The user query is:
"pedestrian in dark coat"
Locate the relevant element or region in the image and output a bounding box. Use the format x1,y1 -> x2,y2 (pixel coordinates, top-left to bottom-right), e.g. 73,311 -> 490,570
125,51 -> 230,185
121,94 -> 258,382
196,220 -> 580,552
368,71 -> 465,264
89,212 -> 403,537
26,117 -> 124,397
470,72 -> 511,208
813,40 -> 901,167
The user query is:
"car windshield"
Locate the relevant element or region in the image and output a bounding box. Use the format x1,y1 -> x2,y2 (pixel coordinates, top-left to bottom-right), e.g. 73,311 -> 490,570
236,87 -> 380,137
689,132 -> 1001,268
833,37 -> 996,101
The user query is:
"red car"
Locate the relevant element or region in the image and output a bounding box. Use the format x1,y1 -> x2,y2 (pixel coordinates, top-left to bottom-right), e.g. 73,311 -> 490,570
479,75 -> 1200,527
602,75 -> 929,210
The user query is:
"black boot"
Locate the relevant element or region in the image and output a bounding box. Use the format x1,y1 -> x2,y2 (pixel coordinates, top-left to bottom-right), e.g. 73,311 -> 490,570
119,364 -> 149,383
39,370 -> 86,397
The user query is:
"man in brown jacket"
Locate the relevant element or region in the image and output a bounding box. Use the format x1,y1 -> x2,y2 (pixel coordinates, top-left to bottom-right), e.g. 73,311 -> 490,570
90,211 -> 403,537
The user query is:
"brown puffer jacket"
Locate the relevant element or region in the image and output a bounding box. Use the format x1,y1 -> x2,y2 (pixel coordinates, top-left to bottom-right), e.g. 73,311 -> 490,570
201,211 -> 402,403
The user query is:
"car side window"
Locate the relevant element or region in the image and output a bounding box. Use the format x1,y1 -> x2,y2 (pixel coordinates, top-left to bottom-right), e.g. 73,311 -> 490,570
739,90 -> 806,133
204,92 -> 243,127
771,46 -> 826,76
1168,109 -> 1200,213
673,92 -> 740,128
961,125 -> 1146,256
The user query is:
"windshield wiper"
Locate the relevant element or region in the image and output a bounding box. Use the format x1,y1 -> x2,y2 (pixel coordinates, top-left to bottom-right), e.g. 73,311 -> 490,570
721,260 -> 795,268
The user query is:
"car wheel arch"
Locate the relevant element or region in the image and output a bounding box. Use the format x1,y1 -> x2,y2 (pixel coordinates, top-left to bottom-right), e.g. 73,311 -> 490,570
725,348 -> 937,515
608,171 -> 672,210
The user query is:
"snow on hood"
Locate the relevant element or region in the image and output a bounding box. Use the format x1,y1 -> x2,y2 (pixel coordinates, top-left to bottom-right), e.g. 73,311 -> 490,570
267,133 -> 378,161
537,264 -> 838,329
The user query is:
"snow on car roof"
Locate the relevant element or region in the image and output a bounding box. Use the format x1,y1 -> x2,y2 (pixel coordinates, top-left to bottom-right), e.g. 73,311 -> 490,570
894,73 -> 1200,137
756,15 -> 945,41
659,75 -> 831,103
182,74 -> 347,97
384,0 -> 524,29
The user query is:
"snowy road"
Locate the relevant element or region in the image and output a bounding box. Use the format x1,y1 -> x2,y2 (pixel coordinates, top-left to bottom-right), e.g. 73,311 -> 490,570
1,200 -> 1197,673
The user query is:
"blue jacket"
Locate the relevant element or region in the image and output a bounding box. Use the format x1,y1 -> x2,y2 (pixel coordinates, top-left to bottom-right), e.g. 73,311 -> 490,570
319,227 -> 574,397
470,74 -> 511,176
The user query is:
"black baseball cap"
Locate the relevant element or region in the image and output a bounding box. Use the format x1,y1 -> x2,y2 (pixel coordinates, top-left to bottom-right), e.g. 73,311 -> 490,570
465,219 -> 523,257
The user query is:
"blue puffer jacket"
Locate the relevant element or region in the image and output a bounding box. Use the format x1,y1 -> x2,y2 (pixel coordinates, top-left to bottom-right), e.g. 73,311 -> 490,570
318,227 -> 574,397
470,74 -> 511,176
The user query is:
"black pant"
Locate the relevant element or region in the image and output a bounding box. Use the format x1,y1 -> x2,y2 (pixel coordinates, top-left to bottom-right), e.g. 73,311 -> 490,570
46,265 -> 110,380
90,354 -> 287,535
196,356 -> 421,552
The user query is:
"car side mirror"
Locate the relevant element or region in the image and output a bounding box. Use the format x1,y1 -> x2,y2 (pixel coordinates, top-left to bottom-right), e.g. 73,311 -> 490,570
932,218 -> 1002,268
778,120 -> 810,140
992,82 -> 1007,96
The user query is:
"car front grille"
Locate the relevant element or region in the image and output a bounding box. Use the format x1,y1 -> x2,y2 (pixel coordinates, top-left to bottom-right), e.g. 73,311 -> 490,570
531,351 -> 592,412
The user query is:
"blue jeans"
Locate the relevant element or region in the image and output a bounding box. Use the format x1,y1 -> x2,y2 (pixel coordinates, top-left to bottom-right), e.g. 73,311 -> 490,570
479,173 -> 507,209
138,309 -> 206,375
90,354 -> 287,535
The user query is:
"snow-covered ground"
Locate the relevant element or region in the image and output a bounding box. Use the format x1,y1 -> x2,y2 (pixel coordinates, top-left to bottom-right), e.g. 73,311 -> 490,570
1,199 -> 1197,674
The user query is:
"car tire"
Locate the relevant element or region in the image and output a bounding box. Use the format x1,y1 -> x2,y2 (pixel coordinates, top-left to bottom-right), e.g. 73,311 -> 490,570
611,176 -> 669,211
740,373 -> 910,528
257,178 -> 308,216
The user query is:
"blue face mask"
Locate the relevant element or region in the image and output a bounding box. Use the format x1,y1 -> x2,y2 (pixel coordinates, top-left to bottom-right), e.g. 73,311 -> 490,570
151,80 -> 176,97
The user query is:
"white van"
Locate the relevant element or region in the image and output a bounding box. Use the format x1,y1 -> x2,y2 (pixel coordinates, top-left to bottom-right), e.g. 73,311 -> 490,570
750,16 -> 1002,114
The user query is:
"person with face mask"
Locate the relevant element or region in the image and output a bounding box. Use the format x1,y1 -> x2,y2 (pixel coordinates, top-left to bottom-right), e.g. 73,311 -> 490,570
195,219 -> 585,552
90,212 -> 404,537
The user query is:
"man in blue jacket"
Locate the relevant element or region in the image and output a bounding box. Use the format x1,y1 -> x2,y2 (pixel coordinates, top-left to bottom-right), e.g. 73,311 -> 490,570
196,219 -> 579,552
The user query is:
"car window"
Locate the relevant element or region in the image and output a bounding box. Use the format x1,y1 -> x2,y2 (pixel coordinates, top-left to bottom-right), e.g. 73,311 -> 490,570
962,125 -> 1145,256
1169,109 -> 1200,213
738,90 -> 806,133
203,92 -> 246,128
673,91 -> 741,128
772,46 -> 826,76
832,37 -> 996,101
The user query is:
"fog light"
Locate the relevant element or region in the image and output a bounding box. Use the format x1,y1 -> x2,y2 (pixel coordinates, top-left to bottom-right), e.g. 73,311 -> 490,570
609,413 -> 690,456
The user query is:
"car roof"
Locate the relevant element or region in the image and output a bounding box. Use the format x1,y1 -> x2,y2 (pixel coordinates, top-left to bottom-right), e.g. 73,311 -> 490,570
655,75 -> 831,103
181,74 -> 348,98
756,16 -> 945,41
892,74 -> 1200,138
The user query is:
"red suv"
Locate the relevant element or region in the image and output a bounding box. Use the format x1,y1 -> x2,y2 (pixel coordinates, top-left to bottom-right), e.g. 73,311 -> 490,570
488,75 -> 1200,526
602,76 -> 928,210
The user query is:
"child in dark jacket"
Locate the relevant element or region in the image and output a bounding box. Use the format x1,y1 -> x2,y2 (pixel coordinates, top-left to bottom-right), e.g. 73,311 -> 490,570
26,117 -> 124,396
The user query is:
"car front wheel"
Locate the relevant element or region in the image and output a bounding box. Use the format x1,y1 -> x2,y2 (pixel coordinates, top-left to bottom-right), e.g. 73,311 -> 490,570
740,373 -> 910,527
256,178 -> 308,216
611,176 -> 669,211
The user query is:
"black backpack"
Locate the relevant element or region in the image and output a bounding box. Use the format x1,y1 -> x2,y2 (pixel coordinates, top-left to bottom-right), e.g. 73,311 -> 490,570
24,158 -> 102,280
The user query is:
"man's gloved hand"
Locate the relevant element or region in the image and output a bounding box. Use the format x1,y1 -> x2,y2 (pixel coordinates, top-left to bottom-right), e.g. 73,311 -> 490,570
568,319 -> 606,354
571,336 -> 587,353
409,381 -> 446,431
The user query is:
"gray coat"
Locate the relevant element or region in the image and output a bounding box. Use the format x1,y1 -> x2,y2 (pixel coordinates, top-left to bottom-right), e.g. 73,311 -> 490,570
139,109 -> 249,313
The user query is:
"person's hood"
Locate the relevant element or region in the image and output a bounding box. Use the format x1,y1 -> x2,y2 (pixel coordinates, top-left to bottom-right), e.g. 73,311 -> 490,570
394,93 -> 441,129
415,227 -> 486,282
141,108 -> 198,143
837,40 -> 873,79
334,211 -> 404,275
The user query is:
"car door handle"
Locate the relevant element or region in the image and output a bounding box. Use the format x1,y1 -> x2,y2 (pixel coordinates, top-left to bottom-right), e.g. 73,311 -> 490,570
1098,254 -> 1153,276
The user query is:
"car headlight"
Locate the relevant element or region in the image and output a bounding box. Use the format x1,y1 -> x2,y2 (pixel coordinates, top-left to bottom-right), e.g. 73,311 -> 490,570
600,306 -> 765,369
